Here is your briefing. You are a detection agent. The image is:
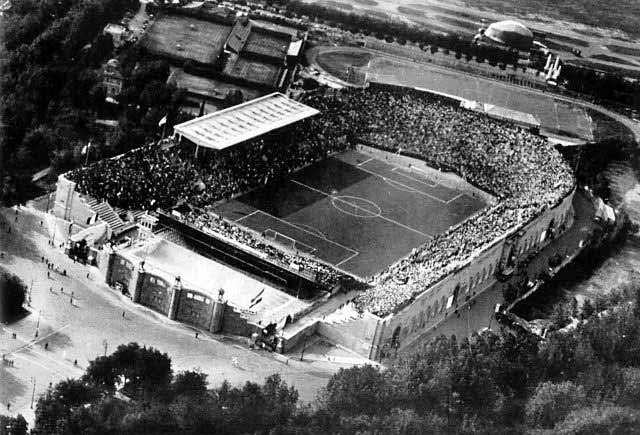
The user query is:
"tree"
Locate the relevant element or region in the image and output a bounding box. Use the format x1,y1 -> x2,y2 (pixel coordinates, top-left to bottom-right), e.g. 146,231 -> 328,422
83,342 -> 172,399
321,365 -> 391,417
0,272 -> 27,321
614,367 -> 640,407
554,404 -> 640,434
525,381 -> 586,428
172,370 -> 208,397
32,379 -> 100,435
0,414 -> 28,435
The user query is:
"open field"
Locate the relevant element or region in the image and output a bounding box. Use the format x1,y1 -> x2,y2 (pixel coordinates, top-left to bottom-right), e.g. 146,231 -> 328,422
215,151 -> 486,279
544,32 -> 589,47
142,15 -> 231,64
589,54 -> 638,67
457,0 -> 640,38
226,57 -> 282,87
605,44 -> 640,58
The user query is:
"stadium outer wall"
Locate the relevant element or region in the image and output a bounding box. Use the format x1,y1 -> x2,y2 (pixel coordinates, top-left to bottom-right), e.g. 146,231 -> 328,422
304,184 -> 575,361
369,187 -> 575,360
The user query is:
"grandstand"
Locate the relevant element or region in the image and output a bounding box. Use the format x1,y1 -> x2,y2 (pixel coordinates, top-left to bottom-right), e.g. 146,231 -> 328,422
61,83 -> 576,359
244,28 -> 291,63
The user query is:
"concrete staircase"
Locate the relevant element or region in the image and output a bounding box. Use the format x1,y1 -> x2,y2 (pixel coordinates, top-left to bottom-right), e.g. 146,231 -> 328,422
323,302 -> 360,325
85,197 -> 126,234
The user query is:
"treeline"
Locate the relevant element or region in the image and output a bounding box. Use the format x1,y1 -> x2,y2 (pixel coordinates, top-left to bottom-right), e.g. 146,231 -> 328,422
0,0 -> 187,206
562,64 -> 640,107
4,279 -> 640,434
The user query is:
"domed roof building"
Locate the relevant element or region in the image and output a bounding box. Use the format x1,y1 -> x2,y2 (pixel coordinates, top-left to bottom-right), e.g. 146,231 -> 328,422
475,20 -> 534,51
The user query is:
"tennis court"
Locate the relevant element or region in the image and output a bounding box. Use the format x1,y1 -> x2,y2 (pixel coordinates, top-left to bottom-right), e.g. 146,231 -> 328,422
214,150 -> 487,279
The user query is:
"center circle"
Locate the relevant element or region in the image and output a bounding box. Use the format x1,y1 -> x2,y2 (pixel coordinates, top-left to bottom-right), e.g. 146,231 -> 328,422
331,196 -> 382,218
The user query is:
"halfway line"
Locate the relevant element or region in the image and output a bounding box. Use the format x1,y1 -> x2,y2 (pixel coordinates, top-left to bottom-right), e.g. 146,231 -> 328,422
291,180 -> 430,238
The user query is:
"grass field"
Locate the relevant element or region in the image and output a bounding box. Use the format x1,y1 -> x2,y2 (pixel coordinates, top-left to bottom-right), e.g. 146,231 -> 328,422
605,44 -> 640,58
589,54 -> 638,67
143,15 -> 231,64
214,150 -> 486,279
457,0 -> 640,38
544,32 -> 589,47
226,57 -> 282,86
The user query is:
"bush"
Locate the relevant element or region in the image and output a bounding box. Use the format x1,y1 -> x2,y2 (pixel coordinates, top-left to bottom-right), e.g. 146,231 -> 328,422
526,381 -> 586,428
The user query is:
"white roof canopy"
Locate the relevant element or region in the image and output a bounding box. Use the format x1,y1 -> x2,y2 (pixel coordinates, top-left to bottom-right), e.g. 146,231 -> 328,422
173,93 -> 320,151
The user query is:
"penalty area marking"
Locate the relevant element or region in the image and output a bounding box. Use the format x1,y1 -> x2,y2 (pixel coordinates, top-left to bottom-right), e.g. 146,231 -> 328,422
390,167 -> 438,187
331,196 -> 382,218
356,165 -> 447,204
248,210 -> 359,264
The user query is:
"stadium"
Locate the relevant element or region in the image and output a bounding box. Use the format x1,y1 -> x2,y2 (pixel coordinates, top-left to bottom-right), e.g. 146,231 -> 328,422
53,83 -> 576,359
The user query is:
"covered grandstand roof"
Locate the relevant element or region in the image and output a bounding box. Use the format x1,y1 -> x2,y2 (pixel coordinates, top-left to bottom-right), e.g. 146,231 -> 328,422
173,93 -> 320,151
484,20 -> 534,51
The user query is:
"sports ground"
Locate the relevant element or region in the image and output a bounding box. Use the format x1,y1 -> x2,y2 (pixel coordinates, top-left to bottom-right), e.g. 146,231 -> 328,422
142,15 -> 231,64
366,57 -> 595,140
214,150 -> 487,279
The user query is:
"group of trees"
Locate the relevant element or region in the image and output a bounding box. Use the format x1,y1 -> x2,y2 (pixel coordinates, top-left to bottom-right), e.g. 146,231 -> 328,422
0,270 -> 27,322
0,0 -> 187,206
3,280 -> 640,433
561,64 -> 640,108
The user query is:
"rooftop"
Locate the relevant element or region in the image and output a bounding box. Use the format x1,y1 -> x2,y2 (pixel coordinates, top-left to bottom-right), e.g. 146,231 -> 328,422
173,93 -> 319,151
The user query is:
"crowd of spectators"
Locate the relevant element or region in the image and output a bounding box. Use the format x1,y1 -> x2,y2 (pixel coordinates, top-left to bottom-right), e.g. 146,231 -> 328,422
68,85 -> 574,316
180,209 -> 343,288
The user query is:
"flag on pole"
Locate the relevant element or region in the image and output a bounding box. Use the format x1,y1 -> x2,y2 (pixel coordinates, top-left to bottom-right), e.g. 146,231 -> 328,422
158,115 -> 167,127
81,141 -> 92,155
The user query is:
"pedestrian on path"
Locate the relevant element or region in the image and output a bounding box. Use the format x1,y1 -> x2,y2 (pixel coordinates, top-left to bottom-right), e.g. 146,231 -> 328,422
44,342 -> 48,350
195,332 -> 199,339
122,311 -> 125,319
47,271 -> 50,279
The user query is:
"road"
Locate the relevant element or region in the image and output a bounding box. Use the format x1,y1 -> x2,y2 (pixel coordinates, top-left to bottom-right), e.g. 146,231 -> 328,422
0,207 -> 349,424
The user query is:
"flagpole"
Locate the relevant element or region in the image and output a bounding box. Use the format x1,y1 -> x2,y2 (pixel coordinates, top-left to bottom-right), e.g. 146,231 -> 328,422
84,141 -> 91,166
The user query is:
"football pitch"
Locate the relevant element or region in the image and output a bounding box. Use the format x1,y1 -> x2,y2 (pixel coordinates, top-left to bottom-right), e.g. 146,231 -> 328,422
214,150 -> 487,279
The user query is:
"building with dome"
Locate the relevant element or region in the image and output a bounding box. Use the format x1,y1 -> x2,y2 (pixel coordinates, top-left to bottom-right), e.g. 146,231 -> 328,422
473,20 -> 535,52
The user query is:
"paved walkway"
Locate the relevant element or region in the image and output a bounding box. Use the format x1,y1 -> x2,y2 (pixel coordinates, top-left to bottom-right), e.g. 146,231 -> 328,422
0,207 -> 345,424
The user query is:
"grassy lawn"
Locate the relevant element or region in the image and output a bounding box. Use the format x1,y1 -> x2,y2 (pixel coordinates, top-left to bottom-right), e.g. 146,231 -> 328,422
142,15 -> 231,64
